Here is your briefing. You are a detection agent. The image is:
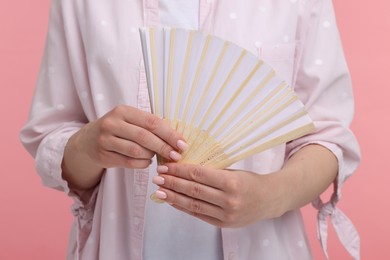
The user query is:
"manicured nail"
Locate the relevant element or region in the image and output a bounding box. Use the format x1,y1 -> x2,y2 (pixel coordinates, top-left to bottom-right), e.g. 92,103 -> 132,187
155,190 -> 167,199
177,140 -> 189,152
170,150 -> 182,161
152,175 -> 165,185
157,165 -> 169,173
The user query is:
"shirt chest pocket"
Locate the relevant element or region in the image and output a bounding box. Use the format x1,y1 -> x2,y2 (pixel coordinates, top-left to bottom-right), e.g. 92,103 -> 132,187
258,43 -> 296,87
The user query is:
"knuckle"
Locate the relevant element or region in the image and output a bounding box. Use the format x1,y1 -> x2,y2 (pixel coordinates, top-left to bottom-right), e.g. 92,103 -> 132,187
135,128 -> 149,144
190,184 -> 202,198
144,114 -> 160,131
168,177 -> 177,190
112,105 -> 125,115
225,197 -> 240,211
123,158 -> 136,168
100,117 -> 114,133
128,144 -> 142,158
189,166 -> 203,181
169,193 -> 178,205
189,199 -> 202,213
224,178 -> 240,192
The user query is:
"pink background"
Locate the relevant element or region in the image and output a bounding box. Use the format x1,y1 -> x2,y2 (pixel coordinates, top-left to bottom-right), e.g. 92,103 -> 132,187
0,0 -> 389,259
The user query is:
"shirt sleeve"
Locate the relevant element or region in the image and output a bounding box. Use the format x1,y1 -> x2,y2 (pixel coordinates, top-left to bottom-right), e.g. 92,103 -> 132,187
286,0 -> 361,259
19,0 -> 98,215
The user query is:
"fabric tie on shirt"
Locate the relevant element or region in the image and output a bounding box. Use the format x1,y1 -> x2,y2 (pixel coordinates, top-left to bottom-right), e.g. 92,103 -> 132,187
313,197 -> 360,260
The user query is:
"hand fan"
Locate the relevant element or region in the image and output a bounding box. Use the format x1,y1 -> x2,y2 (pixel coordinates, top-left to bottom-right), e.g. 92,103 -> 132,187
140,27 -> 315,201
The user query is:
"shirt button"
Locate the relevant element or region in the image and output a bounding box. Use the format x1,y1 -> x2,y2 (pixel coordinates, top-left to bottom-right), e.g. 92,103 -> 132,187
228,252 -> 235,260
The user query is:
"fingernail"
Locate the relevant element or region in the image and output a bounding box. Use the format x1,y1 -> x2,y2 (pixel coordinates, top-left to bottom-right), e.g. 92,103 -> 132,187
177,140 -> 189,152
170,150 -> 182,161
157,165 -> 169,173
155,190 -> 167,199
152,175 -> 165,185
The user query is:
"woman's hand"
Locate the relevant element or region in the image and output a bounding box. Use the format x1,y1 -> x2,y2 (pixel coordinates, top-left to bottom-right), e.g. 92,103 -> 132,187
72,105 -> 186,168
151,144 -> 338,228
62,105 -> 188,190
152,163 -> 289,228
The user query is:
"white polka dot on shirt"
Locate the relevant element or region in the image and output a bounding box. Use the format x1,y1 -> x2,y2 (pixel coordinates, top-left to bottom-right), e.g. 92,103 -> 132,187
100,20 -> 108,26
297,240 -> 305,248
290,0 -> 297,3
341,91 -> 349,99
262,239 -> 270,247
229,12 -> 237,19
56,104 -> 65,111
80,91 -> 89,99
323,20 -> 331,28
130,27 -> 137,33
258,6 -> 267,13
95,93 -> 105,101
254,41 -> 262,48
315,59 -> 324,66
107,57 -> 114,65
283,35 -> 290,43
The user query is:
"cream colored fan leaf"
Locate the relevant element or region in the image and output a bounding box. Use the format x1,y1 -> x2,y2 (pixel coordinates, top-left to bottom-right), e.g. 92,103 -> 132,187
140,27 -> 315,170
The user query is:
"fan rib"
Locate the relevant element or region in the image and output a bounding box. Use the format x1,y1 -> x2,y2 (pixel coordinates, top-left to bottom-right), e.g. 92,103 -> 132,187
195,89 -> 297,165
183,41 -> 230,144
174,31 -> 195,128
211,123 -> 315,169
179,35 -> 212,135
222,87 -> 296,149
148,28 -> 162,117
185,49 -> 248,156
165,28 -> 176,123
212,70 -> 275,139
206,61 -> 263,134
217,82 -> 287,145
206,107 -> 313,167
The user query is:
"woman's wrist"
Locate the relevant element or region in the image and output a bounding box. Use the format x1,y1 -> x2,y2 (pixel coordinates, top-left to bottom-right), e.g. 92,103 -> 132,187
277,144 -> 338,213
62,129 -> 104,191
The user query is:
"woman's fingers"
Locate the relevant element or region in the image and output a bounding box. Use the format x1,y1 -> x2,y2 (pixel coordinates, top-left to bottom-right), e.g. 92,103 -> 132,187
151,163 -> 272,228
156,187 -> 225,221
101,149 -> 152,169
157,163 -> 231,191
91,105 -> 188,168
155,173 -> 226,207
104,134 -> 155,159
112,120 -> 182,161
120,106 -> 188,151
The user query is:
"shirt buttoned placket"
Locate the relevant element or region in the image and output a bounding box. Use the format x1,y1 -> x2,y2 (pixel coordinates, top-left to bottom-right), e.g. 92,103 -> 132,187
131,1 -> 161,260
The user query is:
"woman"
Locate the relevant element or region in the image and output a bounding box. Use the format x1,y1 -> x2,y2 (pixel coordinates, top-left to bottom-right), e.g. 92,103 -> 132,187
20,0 -> 360,259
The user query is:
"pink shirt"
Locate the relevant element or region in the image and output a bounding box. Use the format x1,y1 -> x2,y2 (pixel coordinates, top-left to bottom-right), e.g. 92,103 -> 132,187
20,0 -> 361,259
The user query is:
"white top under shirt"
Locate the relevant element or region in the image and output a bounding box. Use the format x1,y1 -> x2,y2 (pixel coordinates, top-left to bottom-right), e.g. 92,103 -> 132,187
159,0 -> 199,30
143,1 -> 223,260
